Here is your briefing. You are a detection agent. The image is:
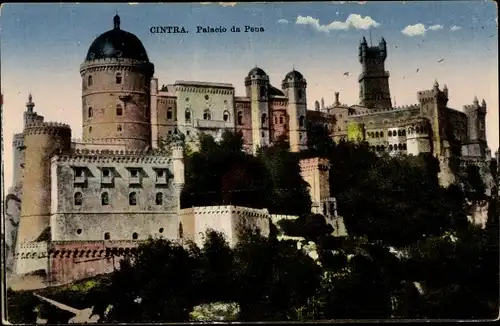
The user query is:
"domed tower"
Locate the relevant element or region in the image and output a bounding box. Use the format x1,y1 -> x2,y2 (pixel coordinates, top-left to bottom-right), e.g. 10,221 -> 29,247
80,14 -> 154,150
282,69 -> 307,152
245,67 -> 270,153
18,122 -> 72,244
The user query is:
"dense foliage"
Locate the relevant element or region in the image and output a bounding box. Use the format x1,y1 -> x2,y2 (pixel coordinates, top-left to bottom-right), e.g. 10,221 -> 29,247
7,128 -> 498,322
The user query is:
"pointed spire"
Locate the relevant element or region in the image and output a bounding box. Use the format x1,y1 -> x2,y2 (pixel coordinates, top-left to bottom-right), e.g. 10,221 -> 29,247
481,98 -> 486,106
443,84 -> 448,90
361,36 -> 367,44
433,79 -> 439,89
113,13 -> 120,29
26,93 -> 35,112
473,96 -> 479,104
381,37 -> 386,44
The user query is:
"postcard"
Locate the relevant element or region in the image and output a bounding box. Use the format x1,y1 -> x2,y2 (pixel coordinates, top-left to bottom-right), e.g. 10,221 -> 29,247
1,1 -> 498,323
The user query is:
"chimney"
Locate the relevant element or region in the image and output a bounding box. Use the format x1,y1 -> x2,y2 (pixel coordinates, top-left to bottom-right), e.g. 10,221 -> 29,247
334,92 -> 340,105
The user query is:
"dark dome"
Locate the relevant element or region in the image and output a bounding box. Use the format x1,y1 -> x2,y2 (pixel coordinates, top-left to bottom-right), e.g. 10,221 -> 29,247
85,15 -> 149,62
248,67 -> 267,77
269,85 -> 284,96
285,69 -> 304,80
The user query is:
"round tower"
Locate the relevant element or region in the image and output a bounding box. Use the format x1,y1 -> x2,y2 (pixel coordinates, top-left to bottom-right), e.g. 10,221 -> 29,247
80,14 -> 154,150
282,69 -> 307,152
18,122 -> 72,243
245,67 -> 270,153
406,118 -> 431,156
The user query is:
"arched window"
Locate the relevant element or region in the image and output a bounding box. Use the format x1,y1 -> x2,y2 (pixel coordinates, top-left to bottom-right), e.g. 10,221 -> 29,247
185,108 -> 191,123
116,72 -> 122,84
279,116 -> 284,124
402,143 -> 407,150
116,104 -> 123,116
380,131 -> 384,138
132,232 -> 138,240
156,193 -> 163,205
101,192 -> 109,206
237,111 -> 243,125
203,109 -> 211,120
299,115 -> 305,128
223,110 -> 230,122
89,126 -> 92,133
389,144 -> 393,151
376,145 -> 380,151
88,107 -> 93,118
104,232 -> 110,240
398,143 -> 403,150
129,192 -> 137,206
117,125 -> 122,132
375,131 -> 379,138
298,89 -> 303,100
388,130 -> 392,137
88,75 -> 93,87
261,113 -> 267,128
167,107 -> 173,120
74,192 -> 83,206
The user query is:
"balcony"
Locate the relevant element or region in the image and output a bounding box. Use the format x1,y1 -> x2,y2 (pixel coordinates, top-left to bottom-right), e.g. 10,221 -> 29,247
74,176 -> 86,184
101,176 -> 113,184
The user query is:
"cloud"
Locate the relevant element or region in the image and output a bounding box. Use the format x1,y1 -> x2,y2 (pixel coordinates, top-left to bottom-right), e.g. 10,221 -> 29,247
277,19 -> 289,24
295,14 -> 380,33
401,23 -> 444,36
450,25 -> 462,32
128,2 -> 139,5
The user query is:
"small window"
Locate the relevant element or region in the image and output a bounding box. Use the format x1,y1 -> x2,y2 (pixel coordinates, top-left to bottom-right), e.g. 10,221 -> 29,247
157,170 -> 164,178
185,109 -> 191,123
381,145 -> 385,151
156,192 -> 163,205
389,144 -> 393,151
116,72 -> 122,84
204,94 -> 209,100
77,229 -> 82,235
261,131 -> 265,138
74,192 -> 83,206
279,116 -> 284,124
130,169 -> 139,178
376,145 -> 381,151
398,143 -> 403,150
101,192 -> 109,206
388,130 -> 392,137
102,168 -> 110,177
380,131 -> 384,138
117,125 -> 122,132
203,109 -> 211,120
237,111 -> 243,125
261,113 -> 267,128
375,131 -> 379,138
223,110 -> 230,122
88,107 -> 93,118
299,115 -> 305,128
75,168 -> 84,177
104,232 -> 110,240
159,228 -> 164,234
179,222 -> 184,239
402,129 -> 406,137
129,192 -> 137,206
116,104 -> 123,116
402,143 -> 407,150
88,75 -> 93,87
132,232 -> 138,240
187,130 -> 190,136
260,86 -> 267,98
168,130 -> 172,135
89,126 -> 92,133
167,107 -> 173,120
298,89 -> 303,100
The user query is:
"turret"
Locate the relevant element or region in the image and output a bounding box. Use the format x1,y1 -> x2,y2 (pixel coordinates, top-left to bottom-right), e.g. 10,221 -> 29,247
314,101 -> 320,111
282,69 -> 308,152
379,37 -> 387,60
334,92 -> 340,106
320,97 -> 325,111
465,95 -> 487,145
245,66 -> 270,153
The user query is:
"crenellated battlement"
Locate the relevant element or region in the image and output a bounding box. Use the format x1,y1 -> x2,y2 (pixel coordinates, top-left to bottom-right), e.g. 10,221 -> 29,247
12,133 -> 25,147
80,58 -> 153,73
181,205 -> 270,218
347,104 -> 419,117
71,138 -> 130,144
23,122 -> 72,136
52,147 -> 172,164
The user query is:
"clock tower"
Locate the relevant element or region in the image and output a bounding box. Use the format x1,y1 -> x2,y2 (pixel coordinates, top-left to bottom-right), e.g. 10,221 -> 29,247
358,37 -> 392,109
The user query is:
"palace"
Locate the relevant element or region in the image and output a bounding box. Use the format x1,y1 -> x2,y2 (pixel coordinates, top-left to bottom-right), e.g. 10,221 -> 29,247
5,15 -> 491,289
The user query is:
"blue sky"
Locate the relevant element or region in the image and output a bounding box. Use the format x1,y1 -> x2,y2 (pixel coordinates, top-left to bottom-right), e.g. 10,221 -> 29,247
1,2 -> 498,187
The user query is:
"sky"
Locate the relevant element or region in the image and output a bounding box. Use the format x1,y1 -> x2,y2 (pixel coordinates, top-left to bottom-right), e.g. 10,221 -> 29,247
1,1 -> 498,189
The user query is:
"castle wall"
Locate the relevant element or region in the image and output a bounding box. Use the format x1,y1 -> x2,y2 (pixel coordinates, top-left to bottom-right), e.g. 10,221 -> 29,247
174,81 -> 235,145
235,98 -> 253,151
269,99 -> 289,143
14,242 -> 50,276
180,205 -> 270,248
50,150 -> 181,242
